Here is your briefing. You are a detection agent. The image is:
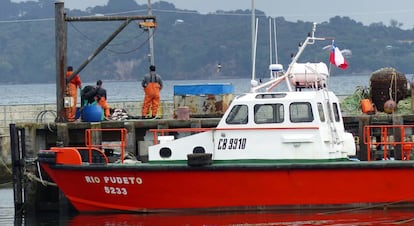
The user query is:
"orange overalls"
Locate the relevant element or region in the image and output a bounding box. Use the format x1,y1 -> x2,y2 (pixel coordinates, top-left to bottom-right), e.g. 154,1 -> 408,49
65,71 -> 82,122
98,97 -> 110,118
142,74 -> 162,117
95,86 -> 110,118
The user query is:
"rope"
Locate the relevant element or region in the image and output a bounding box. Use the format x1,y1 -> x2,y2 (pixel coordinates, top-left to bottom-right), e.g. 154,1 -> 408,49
0,157 -> 12,175
319,197 -> 414,215
35,110 -> 57,132
0,181 -> 12,188
386,70 -> 398,114
24,171 -> 56,187
389,70 -> 397,101
394,71 -> 398,103
36,110 -> 56,122
394,218 -> 414,225
21,159 -> 56,187
389,73 -> 393,100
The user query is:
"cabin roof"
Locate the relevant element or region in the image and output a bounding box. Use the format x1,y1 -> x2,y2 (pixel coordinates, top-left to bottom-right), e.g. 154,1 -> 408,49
235,90 -> 337,103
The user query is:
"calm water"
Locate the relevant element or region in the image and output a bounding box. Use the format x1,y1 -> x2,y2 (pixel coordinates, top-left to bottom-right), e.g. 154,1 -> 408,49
0,75 -> 370,106
0,188 -> 14,226
3,187 -> 414,225
0,75 -> 378,225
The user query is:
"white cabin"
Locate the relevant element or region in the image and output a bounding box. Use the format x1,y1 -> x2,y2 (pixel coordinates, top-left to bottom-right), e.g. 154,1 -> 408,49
148,89 -> 356,163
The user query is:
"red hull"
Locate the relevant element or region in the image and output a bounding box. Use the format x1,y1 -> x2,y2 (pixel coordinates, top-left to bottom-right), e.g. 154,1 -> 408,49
40,162 -> 414,213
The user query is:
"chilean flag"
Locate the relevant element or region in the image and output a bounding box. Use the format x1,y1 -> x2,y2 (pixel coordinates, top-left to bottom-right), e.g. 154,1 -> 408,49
330,41 -> 348,70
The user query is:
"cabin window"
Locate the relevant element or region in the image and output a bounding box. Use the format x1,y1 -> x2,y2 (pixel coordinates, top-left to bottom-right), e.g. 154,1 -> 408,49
226,105 -> 248,124
333,102 -> 340,122
289,102 -> 314,123
255,93 -> 287,99
254,104 -> 284,124
317,102 -> 325,122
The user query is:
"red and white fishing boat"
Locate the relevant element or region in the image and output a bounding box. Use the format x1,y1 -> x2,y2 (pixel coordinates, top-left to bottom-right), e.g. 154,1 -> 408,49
38,24 -> 414,213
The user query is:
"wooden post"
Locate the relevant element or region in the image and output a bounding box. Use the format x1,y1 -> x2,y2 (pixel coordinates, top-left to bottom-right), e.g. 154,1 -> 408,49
90,123 -> 102,146
55,0 -> 67,122
358,115 -> 370,161
10,124 -> 23,215
411,81 -> 414,113
124,122 -> 137,157
56,123 -> 69,147
55,123 -> 72,213
393,115 -> 403,160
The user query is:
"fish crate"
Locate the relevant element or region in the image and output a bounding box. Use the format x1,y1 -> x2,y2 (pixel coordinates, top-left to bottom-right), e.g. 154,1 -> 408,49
173,83 -> 234,118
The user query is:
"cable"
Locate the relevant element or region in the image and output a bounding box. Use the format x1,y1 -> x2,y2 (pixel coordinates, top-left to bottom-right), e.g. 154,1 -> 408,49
36,110 -> 56,123
69,21 -> 146,46
0,18 -> 53,24
36,110 -> 57,132
0,7 -> 262,25
0,158 -> 12,175
68,20 -> 153,55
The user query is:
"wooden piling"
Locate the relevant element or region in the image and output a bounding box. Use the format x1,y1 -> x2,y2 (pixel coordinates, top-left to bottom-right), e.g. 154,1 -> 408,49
10,124 -> 23,215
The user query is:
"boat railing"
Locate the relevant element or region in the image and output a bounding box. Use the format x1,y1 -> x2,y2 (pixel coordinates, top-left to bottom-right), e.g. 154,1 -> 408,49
60,147 -> 109,165
251,22 -> 333,93
85,128 -> 128,163
149,128 -> 212,145
363,125 -> 414,161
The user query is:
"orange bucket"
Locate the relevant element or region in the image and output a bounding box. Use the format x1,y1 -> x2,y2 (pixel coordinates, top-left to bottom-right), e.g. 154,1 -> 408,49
361,99 -> 374,114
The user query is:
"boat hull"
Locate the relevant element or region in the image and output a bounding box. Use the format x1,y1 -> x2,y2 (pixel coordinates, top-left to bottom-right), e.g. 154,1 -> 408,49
40,161 -> 414,213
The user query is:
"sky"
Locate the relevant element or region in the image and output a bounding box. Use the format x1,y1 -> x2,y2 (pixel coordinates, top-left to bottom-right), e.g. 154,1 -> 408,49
11,0 -> 414,29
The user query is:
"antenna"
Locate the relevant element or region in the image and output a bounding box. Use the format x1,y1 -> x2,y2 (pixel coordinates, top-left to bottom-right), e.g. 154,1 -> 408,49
251,18 -> 258,81
251,0 -> 255,79
269,17 -> 279,79
273,18 -> 278,64
269,17 -> 272,78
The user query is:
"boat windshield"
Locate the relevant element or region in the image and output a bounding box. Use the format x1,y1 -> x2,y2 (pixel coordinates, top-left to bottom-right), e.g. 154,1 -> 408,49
254,104 -> 284,124
225,105 -> 248,124
289,102 -> 314,123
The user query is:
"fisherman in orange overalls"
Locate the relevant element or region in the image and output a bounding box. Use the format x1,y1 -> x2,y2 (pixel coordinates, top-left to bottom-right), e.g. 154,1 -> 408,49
141,65 -> 163,118
95,80 -> 110,119
65,66 -> 82,122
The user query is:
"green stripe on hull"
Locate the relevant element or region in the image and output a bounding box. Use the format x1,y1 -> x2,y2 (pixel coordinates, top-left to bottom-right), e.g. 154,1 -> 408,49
148,158 -> 350,165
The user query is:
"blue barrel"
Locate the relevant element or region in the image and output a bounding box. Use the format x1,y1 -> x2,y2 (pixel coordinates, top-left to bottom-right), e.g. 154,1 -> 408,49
82,105 -> 103,122
75,107 -> 81,120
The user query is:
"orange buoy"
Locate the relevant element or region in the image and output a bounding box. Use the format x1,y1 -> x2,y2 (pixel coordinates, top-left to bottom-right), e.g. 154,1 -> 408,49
383,99 -> 397,114
361,99 -> 375,114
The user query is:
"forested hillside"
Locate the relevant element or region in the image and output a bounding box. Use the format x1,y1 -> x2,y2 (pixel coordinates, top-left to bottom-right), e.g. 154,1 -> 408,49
1,0 -> 414,84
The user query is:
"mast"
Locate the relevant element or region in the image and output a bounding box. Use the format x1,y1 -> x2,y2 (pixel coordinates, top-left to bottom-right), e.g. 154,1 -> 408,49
252,18 -> 258,81
147,0 -> 155,65
251,0 -> 255,80
273,18 -> 278,64
269,17 -> 272,78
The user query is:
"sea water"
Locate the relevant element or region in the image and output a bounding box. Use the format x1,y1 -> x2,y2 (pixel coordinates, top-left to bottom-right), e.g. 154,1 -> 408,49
3,187 -> 414,225
0,75 -> 370,106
